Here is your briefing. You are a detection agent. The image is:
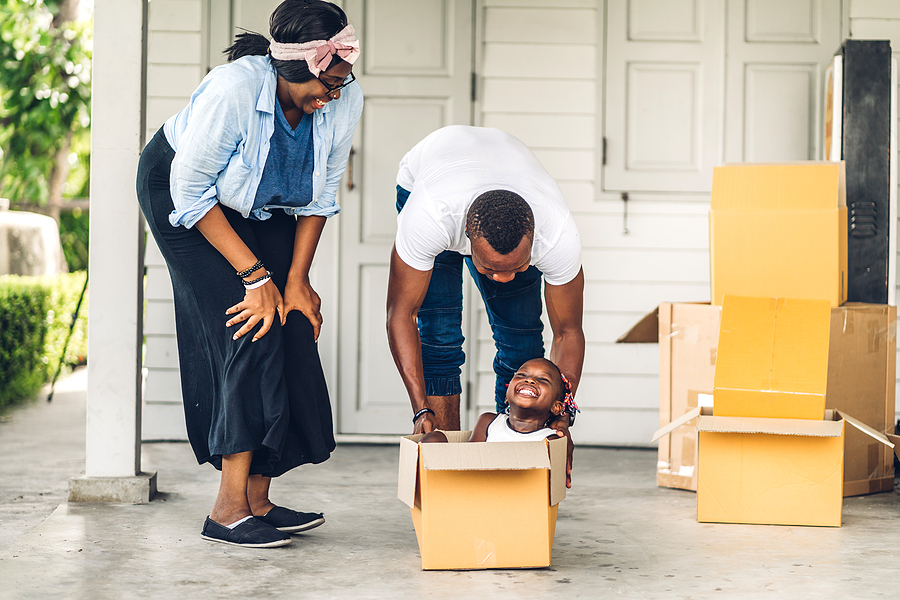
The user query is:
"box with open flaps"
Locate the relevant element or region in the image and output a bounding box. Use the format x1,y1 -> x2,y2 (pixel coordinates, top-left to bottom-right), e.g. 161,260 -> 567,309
397,431 -> 567,570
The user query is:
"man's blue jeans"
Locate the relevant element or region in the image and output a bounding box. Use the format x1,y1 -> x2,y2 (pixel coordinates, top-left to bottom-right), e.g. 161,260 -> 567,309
397,186 -> 545,412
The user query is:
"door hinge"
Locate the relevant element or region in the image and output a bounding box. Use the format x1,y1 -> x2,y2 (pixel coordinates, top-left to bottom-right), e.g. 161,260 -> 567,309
471,72 -> 477,103
465,380 -> 472,411
602,137 -> 608,166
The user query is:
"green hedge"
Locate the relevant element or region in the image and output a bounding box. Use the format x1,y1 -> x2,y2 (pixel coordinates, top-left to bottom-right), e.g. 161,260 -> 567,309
0,271 -> 88,411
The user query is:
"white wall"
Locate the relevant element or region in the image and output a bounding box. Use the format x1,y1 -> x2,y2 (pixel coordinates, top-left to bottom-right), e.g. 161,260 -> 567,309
141,0 -> 206,440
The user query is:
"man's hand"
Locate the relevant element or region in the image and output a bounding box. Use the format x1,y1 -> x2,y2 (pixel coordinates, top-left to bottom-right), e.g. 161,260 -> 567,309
549,414 -> 574,488
413,412 -> 436,435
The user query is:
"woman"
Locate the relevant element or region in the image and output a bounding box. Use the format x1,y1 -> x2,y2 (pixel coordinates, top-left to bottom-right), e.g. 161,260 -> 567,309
136,0 -> 362,548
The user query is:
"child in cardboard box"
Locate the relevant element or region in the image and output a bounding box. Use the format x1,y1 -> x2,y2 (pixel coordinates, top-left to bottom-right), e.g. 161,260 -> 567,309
420,358 -> 578,443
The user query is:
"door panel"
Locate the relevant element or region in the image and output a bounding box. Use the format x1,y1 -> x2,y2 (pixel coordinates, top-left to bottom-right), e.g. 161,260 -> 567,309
724,0 -> 842,162
338,0 -> 474,434
604,0 -> 725,193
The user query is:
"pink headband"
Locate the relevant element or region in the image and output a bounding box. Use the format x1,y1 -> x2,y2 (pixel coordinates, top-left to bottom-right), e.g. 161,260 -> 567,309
269,24 -> 360,77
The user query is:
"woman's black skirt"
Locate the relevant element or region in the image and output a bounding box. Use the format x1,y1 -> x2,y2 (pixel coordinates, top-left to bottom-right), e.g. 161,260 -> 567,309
136,128 -> 335,477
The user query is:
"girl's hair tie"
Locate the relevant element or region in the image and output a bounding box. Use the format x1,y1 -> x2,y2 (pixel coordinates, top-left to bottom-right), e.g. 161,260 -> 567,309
559,371 -> 579,419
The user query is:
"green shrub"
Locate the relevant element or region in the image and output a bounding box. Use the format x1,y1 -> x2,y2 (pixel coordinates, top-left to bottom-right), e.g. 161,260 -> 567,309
0,271 -> 88,411
59,207 -> 89,272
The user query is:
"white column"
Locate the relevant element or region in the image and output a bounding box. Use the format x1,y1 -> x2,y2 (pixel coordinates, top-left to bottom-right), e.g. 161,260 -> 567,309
70,0 -> 155,502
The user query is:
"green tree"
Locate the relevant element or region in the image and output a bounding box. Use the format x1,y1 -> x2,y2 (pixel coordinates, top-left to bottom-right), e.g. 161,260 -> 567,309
0,0 -> 92,221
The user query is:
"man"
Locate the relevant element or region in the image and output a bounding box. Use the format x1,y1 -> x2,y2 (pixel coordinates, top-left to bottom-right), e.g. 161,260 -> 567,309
386,126 -> 585,462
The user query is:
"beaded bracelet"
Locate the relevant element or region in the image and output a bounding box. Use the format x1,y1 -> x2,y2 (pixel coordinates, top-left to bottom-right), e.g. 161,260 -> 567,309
242,270 -> 272,287
244,276 -> 271,291
413,407 -> 436,423
236,259 -> 264,279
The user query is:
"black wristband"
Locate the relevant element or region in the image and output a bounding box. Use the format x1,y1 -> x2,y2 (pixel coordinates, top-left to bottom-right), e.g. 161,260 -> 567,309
413,407 -> 435,423
236,259 -> 264,279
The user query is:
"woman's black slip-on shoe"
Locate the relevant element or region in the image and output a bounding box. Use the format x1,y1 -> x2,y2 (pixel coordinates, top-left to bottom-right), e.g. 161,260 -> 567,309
201,516 -> 292,548
256,506 -> 325,533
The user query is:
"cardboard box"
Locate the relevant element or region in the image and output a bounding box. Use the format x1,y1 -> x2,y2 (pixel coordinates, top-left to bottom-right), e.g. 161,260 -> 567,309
710,162 -> 848,306
826,304 -> 897,495
698,408 -> 846,527
656,407 -> 895,527
624,302 -> 896,495
715,295 -> 832,420
397,432 -> 567,570
655,303 -> 721,491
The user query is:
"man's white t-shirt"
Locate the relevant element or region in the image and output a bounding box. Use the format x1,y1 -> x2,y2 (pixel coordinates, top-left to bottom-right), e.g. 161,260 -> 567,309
395,126 -> 582,286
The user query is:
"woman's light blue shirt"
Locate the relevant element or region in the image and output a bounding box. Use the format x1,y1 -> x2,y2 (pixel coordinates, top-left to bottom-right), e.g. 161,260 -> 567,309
163,54 -> 363,228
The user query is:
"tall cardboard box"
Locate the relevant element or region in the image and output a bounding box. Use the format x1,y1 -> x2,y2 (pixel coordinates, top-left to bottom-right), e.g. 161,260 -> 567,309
656,303 -> 721,490
715,295 -> 832,420
397,432 -> 567,570
638,302 -> 895,496
710,163 -> 847,306
826,304 -> 897,495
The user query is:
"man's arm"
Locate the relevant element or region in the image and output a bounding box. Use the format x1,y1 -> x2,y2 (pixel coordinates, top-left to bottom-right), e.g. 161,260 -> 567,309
544,267 -> 585,394
544,267 -> 585,488
386,245 -> 435,433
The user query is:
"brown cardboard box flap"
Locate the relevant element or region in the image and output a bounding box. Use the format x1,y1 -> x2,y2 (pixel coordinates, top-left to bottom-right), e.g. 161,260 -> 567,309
548,437 -> 567,506
398,436 -> 421,508
422,440 -> 552,471
650,406 -> 701,444
697,415 -> 843,437
397,434 -> 567,509
834,411 -> 896,449
711,162 -> 846,210
887,434 -> 900,461
616,307 -> 659,343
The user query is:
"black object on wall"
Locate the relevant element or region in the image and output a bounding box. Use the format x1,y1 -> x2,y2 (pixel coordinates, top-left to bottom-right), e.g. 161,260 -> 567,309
839,40 -> 892,304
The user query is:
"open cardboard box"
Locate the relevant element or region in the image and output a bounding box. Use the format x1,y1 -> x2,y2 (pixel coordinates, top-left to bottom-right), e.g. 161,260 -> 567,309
398,431 -> 567,570
652,407 -> 897,527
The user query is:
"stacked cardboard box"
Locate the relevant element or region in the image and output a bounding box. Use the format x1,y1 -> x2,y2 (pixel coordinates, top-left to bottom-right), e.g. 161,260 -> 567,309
700,295 -> 843,526
637,162 -> 899,527
709,163 -> 847,306
622,301 -> 898,497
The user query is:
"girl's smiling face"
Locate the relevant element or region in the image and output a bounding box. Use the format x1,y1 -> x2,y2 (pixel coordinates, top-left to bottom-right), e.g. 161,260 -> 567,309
506,358 -> 564,416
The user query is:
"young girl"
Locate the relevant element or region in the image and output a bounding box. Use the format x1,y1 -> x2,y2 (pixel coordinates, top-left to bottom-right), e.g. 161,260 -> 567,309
421,357 -> 578,444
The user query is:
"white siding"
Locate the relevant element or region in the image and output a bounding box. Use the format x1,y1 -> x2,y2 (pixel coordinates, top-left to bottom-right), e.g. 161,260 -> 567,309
141,0 -> 206,441
849,0 -> 900,428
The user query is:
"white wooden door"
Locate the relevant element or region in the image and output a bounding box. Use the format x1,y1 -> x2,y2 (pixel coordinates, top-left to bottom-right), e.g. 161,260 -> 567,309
603,0 -> 725,193
337,0 -> 475,434
723,0 -> 842,162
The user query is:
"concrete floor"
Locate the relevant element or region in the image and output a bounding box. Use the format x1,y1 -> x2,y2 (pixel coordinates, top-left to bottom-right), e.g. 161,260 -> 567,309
1,369 -> 899,600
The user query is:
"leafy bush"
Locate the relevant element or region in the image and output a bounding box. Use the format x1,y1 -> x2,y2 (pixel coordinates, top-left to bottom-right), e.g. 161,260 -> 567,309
59,207 -> 88,271
0,271 -> 88,411
0,0 -> 92,204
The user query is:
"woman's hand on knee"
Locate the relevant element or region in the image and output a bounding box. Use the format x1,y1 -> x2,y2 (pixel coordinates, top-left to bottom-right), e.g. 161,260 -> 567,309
225,281 -> 284,342
283,275 -> 323,341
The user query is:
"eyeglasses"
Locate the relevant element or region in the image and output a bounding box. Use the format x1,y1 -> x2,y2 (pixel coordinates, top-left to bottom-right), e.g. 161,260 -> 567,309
319,72 -> 356,96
